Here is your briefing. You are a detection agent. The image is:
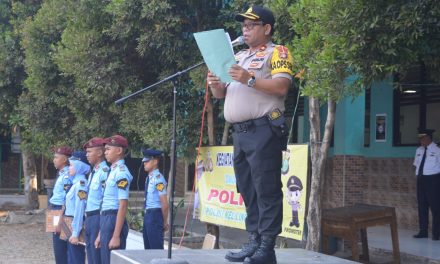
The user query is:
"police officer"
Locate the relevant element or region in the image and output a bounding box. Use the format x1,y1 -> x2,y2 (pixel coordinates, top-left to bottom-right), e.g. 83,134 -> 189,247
65,151 -> 90,264
95,135 -> 133,264
208,5 -> 294,264
413,129 -> 440,240
142,149 -> 169,249
49,146 -> 73,264
83,137 -> 109,264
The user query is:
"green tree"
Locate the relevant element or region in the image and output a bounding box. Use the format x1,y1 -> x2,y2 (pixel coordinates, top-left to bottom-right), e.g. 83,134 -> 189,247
0,0 -> 42,208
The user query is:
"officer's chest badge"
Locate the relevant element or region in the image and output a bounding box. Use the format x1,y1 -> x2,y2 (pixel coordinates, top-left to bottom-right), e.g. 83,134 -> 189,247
256,51 -> 266,58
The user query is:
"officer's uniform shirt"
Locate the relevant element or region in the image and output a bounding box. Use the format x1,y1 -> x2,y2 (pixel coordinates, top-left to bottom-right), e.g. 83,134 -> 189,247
145,169 -> 167,209
101,159 -> 133,211
86,161 -> 110,212
49,166 -> 72,206
65,175 -> 88,237
224,41 -> 294,123
414,142 -> 440,176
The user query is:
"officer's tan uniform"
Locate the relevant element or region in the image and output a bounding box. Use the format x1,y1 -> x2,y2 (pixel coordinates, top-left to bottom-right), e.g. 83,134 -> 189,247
224,42 -> 293,123
225,41 -> 294,238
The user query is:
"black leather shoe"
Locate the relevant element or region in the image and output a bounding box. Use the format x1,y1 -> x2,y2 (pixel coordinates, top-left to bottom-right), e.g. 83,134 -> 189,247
243,235 -> 277,264
413,231 -> 428,238
225,232 -> 261,262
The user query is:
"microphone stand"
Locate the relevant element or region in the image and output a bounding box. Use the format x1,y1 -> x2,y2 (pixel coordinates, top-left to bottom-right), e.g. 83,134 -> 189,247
116,61 -> 205,264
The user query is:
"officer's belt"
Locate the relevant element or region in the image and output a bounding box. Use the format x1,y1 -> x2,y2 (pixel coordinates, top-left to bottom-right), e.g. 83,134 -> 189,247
48,203 -> 63,210
85,210 -> 100,217
145,208 -> 161,213
232,116 -> 268,133
101,209 -> 118,216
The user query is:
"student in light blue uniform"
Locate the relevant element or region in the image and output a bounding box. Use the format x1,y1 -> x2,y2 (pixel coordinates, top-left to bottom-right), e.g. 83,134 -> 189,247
83,137 -> 109,264
142,149 -> 169,249
49,146 -> 73,264
64,151 -> 90,264
95,135 -> 132,264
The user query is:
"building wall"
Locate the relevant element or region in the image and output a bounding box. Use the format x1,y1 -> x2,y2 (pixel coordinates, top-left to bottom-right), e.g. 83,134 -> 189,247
323,155 -> 418,230
0,153 -> 21,190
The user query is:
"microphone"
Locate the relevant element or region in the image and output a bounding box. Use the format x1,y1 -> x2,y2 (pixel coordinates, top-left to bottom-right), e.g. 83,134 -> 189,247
231,36 -> 245,47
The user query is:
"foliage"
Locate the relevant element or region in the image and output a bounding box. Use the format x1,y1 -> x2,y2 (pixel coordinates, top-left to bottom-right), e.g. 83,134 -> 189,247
0,0 -> 41,135
2,0 -> 233,160
127,208 -> 144,231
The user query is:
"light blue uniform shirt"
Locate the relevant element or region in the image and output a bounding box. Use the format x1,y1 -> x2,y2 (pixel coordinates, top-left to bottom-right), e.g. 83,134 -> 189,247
101,159 -> 133,211
86,161 -> 110,212
65,174 -> 88,237
145,169 -> 167,209
49,166 -> 72,206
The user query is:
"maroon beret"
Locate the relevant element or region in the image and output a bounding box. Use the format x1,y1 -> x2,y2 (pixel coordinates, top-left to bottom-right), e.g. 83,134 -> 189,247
53,146 -> 73,156
83,137 -> 106,150
104,135 -> 128,148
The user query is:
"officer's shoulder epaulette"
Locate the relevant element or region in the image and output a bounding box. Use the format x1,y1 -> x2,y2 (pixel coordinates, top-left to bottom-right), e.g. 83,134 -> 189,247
102,166 -> 109,172
64,175 -> 69,179
119,164 -> 125,171
80,180 -> 86,186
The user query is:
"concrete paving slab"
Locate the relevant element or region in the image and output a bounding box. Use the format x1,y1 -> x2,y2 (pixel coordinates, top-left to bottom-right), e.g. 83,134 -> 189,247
111,248 -> 358,264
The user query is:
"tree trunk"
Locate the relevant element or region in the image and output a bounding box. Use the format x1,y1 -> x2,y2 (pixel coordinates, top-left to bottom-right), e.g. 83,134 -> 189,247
23,151 -> 39,210
305,97 -> 336,251
206,98 -> 220,249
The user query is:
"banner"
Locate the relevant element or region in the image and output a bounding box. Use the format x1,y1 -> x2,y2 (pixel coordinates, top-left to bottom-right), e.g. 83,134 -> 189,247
193,144 -> 309,240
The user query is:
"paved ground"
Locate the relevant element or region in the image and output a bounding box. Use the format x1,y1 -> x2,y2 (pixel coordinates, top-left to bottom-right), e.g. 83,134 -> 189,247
0,210 -> 54,264
1,207 -> 439,264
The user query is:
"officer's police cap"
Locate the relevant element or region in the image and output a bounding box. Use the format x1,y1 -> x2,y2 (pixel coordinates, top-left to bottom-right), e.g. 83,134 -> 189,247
235,6 -> 275,28
104,135 -> 128,148
142,149 -> 163,162
53,146 -> 73,157
287,175 -> 303,191
418,129 -> 435,138
69,151 -> 89,165
83,137 -> 106,150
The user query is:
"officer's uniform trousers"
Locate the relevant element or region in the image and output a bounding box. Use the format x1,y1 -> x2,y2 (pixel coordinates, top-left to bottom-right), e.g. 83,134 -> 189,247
100,210 -> 129,264
49,203 -> 68,264
232,117 -> 283,236
417,173 -> 440,236
66,231 -> 85,264
143,208 -> 164,249
84,210 -> 101,264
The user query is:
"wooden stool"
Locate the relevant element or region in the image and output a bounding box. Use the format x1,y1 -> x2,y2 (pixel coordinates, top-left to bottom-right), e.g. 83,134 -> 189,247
322,204 -> 400,263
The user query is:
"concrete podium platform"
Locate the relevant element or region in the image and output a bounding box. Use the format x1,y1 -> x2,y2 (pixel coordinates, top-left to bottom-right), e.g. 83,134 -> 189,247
111,249 -> 358,264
